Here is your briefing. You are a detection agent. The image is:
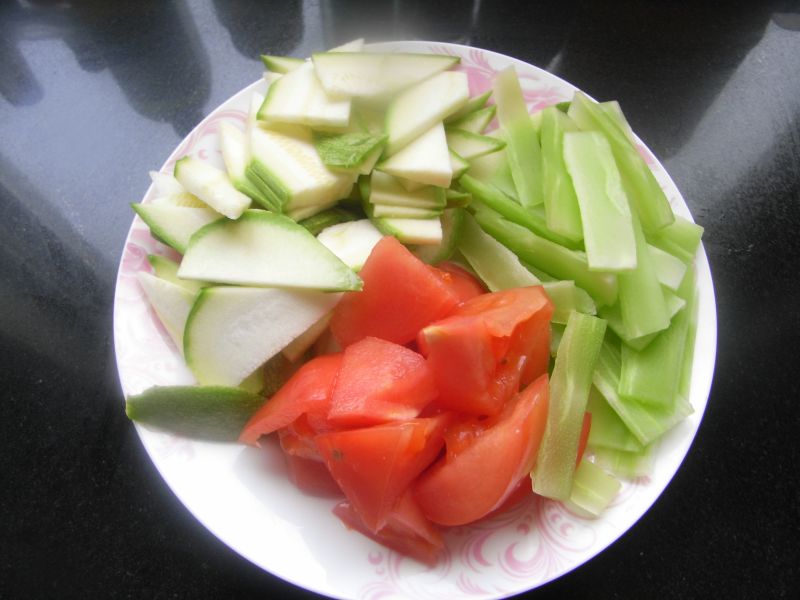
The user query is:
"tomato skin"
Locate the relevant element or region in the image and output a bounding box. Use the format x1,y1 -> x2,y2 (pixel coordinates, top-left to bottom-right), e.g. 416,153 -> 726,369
418,287 -> 553,416
239,353 -> 343,445
327,337 -> 437,428
316,414 -> 450,532
576,412 -> 592,467
333,490 -> 443,566
283,453 -> 343,497
413,374 -> 549,527
428,262 -> 486,304
330,236 -> 460,347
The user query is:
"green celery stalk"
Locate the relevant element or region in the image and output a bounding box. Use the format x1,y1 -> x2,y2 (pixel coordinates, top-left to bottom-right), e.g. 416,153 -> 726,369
618,213 -> 670,338
532,312 -> 607,500
494,67 -> 543,207
522,261 -> 557,282
591,445 -> 655,480
458,211 -> 542,290
563,131 -> 637,272
593,336 -> 694,446
647,215 -> 705,265
460,174 -> 580,249
649,243 -> 688,291
678,266 -> 699,401
473,207 -> 618,307
564,459 -> 621,518
550,322 -> 565,357
586,386 -> 644,452
568,92 -> 674,233
541,280 -> 597,325
540,106 -> 583,243
600,286 -> 686,351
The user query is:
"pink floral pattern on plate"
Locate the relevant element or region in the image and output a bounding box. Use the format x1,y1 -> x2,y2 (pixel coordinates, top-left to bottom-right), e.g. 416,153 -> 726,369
113,41 -> 716,600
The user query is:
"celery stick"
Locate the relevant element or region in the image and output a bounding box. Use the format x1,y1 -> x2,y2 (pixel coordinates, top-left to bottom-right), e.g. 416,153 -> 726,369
494,67 -> 543,207
532,312 -> 607,500
649,243 -> 688,291
600,100 -> 637,146
600,286 -> 685,351
487,154 -> 519,201
591,445 -> 655,480
540,106 -> 583,243
593,336 -> 694,446
563,131 -> 637,272
678,266 -> 699,400
458,212 -> 542,290
541,281 -> 597,324
473,207 -> 618,307
564,459 -> 621,518
619,282 -> 691,407
647,215 -> 705,265
550,323 -> 565,357
586,387 -> 644,452
568,92 -> 674,232
618,213 -> 670,338
460,174 -> 580,249
522,261 -> 557,282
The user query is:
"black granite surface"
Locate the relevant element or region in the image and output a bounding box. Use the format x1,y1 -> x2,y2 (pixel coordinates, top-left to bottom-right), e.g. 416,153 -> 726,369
1,1 -> 798,598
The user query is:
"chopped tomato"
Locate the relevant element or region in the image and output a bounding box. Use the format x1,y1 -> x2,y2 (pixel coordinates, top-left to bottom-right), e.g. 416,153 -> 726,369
316,414 -> 450,532
413,374 -> 549,526
283,453 -> 342,497
333,490 -> 443,566
239,353 -> 343,445
428,262 -> 486,304
327,337 -> 437,427
418,287 -> 552,416
330,236 -> 460,347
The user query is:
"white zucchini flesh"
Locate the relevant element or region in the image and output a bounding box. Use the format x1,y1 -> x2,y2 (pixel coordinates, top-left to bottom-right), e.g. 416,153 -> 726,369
445,129 -> 507,161
371,204 -> 441,219
398,177 -> 427,192
258,62 -> 351,128
149,170 -> 207,207
385,71 -> 470,156
286,199 -> 340,222
369,171 -> 446,209
377,121 -> 452,187
317,219 -> 384,271
328,38 -> 364,53
178,210 -> 362,292
147,254 -> 207,294
173,157 -> 251,220
282,312 -> 333,363
249,125 -> 353,211
378,217 -> 443,245
218,121 -> 249,181
132,204 -> 221,254
184,286 -> 342,386
449,150 -> 470,179
137,271 -> 196,354
311,52 -> 459,101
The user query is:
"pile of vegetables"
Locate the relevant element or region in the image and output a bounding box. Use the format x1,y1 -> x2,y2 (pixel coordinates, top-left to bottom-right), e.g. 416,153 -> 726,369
124,38 -> 703,565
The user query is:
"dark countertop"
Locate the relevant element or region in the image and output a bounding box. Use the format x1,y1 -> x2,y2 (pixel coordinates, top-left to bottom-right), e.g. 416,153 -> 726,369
1,1 -> 797,598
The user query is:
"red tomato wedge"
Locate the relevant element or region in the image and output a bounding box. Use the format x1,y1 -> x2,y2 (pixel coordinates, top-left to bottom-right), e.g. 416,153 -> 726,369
428,262 -> 486,304
413,374 -> 549,527
283,453 -> 342,497
330,236 -> 460,347
239,353 -> 343,445
327,337 -> 437,427
316,414 -> 450,532
418,287 -> 552,416
333,490 -> 444,566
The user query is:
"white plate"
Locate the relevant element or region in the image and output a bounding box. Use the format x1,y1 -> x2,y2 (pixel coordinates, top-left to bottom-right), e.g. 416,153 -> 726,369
113,41 -> 717,599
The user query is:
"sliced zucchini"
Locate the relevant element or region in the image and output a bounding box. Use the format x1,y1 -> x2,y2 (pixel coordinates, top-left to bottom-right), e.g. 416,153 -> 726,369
446,128 -> 506,161
445,89 -> 492,123
147,254 -> 207,294
317,219 -> 384,271
260,55 -> 304,74
132,203 -> 221,254
173,157 -> 251,220
445,104 -> 496,134
377,121 -> 452,187
368,171 -> 446,209
374,217 -> 443,245
136,271 -> 195,353
412,208 -> 464,264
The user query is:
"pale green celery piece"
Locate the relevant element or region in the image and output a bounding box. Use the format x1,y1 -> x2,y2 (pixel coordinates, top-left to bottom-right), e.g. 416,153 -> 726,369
647,215 -> 705,265
313,131 -> 387,170
460,174 -> 580,249
618,213 -> 670,339
494,67 -> 543,207
445,89 -> 492,123
586,386 -> 644,452
678,266 -> 699,400
563,131 -> 637,272
541,281 -> 597,324
458,211 -> 542,291
446,104 -> 496,134
412,208 -> 464,264
445,188 -> 471,208
487,154 -> 519,201
532,312 -> 607,500
600,285 -> 686,351
590,444 -> 656,480
593,336 -> 694,446
555,101 -> 571,113
472,207 -> 618,307
568,91 -> 674,233
522,261 -> 556,282
619,272 -> 692,407
649,243 -> 687,291
564,459 -> 622,518
299,207 -> 358,236
530,110 -> 543,133
550,322 -> 565,357
540,106 -> 583,243
600,100 -> 637,145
